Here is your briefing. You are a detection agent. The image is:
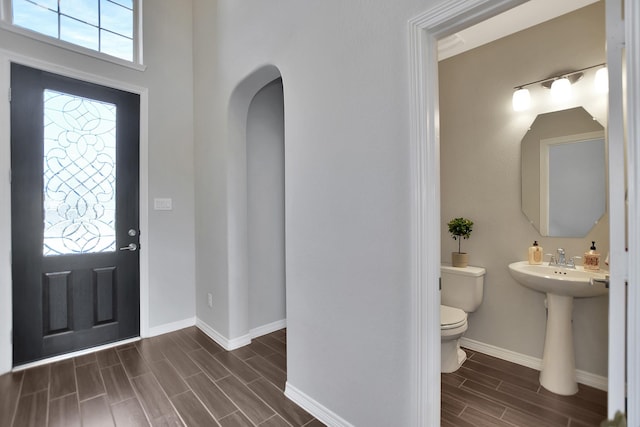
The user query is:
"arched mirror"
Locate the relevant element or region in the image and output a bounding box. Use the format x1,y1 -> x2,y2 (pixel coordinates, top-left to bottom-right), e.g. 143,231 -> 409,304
521,107 -> 606,237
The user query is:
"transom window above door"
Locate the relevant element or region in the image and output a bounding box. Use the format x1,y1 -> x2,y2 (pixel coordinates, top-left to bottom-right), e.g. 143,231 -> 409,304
1,0 -> 141,66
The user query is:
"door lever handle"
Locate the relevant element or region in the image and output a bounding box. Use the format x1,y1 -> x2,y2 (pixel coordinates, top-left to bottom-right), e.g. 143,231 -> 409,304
119,243 -> 138,251
590,275 -> 609,288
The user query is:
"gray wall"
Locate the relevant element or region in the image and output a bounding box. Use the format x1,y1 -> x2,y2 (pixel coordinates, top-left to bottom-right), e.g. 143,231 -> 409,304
192,0 -> 420,424
0,0 -> 611,423
439,2 -> 609,376
247,79 -> 286,330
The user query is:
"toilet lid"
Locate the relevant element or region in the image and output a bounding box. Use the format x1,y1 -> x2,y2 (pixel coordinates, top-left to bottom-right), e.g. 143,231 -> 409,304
441,305 -> 467,330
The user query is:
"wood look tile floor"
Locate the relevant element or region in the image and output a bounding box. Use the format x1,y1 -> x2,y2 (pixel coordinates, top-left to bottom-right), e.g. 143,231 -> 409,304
1,328 -> 325,427
1,329 -> 609,427
442,348 -> 608,427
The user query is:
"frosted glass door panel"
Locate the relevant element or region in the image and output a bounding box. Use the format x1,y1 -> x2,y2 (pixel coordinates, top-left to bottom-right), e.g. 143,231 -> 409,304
43,89 -> 117,256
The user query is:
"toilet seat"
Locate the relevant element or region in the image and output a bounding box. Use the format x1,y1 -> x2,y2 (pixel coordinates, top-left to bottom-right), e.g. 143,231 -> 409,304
440,305 -> 467,330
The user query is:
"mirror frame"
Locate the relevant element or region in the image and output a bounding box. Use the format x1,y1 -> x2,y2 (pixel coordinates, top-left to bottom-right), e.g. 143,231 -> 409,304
521,107 -> 607,237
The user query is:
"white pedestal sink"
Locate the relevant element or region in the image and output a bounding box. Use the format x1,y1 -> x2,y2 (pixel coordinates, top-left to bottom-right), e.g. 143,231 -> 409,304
508,261 -> 608,395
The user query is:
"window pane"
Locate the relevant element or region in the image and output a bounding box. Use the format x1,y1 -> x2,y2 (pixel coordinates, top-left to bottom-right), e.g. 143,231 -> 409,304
60,0 -> 99,26
43,89 -> 117,256
60,15 -> 99,51
12,0 -> 58,38
108,0 -> 132,9
25,0 -> 58,9
100,30 -> 132,61
100,0 -> 132,38
11,0 -> 136,62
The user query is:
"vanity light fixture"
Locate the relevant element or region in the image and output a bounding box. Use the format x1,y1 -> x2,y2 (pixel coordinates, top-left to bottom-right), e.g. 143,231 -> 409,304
511,63 -> 606,111
512,87 -> 531,111
550,77 -> 573,102
594,67 -> 609,93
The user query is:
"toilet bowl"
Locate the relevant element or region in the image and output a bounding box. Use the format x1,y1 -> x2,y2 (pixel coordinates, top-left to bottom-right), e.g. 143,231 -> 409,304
440,264 -> 485,373
441,304 -> 468,373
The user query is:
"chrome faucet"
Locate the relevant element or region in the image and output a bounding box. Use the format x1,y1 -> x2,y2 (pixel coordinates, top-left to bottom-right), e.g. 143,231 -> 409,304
557,248 -> 566,266
566,256 -> 581,269
546,248 -> 579,268
546,253 -> 557,265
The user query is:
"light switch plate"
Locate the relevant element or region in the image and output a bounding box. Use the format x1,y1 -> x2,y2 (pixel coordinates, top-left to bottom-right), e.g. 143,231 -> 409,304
154,198 -> 172,210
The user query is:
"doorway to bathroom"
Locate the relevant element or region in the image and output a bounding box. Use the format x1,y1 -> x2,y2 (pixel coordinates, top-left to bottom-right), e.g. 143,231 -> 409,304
409,0 -> 634,425
439,0 -> 609,394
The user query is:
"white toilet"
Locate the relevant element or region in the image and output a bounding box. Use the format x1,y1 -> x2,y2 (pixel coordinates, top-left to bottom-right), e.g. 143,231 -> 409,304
440,264 -> 486,373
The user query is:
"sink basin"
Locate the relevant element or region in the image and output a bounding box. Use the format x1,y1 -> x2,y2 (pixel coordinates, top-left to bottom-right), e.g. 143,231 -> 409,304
508,260 -> 608,395
508,261 -> 609,298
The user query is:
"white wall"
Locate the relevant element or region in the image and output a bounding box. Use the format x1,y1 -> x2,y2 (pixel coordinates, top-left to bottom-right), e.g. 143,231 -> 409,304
140,0 -> 196,332
0,0 -> 196,373
192,0 -> 430,424
439,2 -> 609,376
247,79 -> 286,330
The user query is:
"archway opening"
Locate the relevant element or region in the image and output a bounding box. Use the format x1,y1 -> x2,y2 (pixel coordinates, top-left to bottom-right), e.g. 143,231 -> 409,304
247,78 -> 287,335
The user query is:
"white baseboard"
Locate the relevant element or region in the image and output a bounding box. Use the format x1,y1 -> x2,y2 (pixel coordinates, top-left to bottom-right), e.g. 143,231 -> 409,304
285,382 -> 354,427
148,316 -> 196,337
195,318 -> 286,351
195,318 -> 251,351
250,319 -> 287,339
460,337 -> 608,391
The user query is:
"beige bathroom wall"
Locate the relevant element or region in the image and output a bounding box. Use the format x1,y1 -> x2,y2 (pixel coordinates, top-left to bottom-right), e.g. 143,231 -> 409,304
439,1 -> 609,376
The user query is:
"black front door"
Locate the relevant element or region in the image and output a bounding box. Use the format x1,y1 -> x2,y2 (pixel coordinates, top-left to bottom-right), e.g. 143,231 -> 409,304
11,63 -> 140,365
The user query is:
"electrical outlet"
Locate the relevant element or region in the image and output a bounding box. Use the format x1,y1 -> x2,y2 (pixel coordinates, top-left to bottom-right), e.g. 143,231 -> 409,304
207,293 -> 213,308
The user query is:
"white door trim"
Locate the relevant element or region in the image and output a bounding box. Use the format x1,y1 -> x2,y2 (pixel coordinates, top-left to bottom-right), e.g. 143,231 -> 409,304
605,0 -> 627,418
0,49 -> 149,374
407,1 -> 526,424
624,1 -> 640,424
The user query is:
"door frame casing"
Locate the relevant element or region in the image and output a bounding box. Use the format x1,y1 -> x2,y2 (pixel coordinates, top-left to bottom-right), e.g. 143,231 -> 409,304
624,1 -> 640,425
0,49 -> 149,374
407,1 -> 528,424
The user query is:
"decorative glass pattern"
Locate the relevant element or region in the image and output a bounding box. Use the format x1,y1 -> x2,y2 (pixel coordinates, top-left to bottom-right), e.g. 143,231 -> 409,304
43,89 -> 117,256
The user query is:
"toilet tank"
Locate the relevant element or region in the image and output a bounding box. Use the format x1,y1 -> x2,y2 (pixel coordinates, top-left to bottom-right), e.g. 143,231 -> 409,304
441,264 -> 486,312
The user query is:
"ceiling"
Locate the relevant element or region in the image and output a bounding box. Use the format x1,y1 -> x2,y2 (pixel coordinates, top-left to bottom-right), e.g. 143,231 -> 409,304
437,0 -> 600,61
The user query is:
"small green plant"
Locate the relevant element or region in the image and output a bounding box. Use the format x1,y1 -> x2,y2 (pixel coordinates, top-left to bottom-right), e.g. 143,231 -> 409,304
448,217 -> 473,254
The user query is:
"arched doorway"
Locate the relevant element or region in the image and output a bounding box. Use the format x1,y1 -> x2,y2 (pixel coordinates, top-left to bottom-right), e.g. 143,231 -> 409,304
226,65 -> 286,344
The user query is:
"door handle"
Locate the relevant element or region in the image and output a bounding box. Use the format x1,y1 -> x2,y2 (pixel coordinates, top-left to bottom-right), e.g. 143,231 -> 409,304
119,243 -> 138,251
590,275 -> 609,288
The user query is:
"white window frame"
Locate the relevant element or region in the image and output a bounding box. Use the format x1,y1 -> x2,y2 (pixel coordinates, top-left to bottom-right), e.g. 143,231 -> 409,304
0,0 -> 145,71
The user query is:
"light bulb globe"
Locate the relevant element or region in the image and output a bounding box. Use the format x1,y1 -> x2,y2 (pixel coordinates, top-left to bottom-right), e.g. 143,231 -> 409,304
595,67 -> 608,93
550,77 -> 572,102
512,88 -> 531,111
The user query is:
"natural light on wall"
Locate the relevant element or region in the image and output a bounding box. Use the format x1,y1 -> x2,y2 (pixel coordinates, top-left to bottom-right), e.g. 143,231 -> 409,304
4,0 -> 136,62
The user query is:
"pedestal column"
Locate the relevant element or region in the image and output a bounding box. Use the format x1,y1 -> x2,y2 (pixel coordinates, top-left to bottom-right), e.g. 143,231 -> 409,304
539,293 -> 578,395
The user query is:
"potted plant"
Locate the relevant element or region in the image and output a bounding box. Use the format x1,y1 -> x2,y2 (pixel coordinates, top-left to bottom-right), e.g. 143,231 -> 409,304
447,217 -> 473,268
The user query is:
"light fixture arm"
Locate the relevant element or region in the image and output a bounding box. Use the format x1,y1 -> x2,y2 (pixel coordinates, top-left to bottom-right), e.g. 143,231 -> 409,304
513,63 -> 606,90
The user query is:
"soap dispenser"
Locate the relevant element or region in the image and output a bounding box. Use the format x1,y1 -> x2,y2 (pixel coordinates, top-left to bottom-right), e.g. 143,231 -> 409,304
583,241 -> 601,271
528,241 -> 543,265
